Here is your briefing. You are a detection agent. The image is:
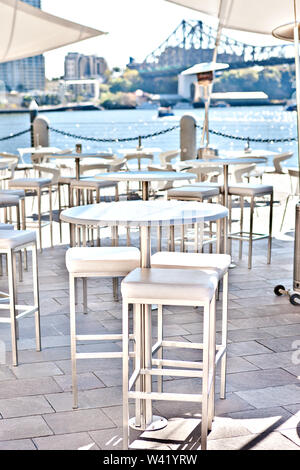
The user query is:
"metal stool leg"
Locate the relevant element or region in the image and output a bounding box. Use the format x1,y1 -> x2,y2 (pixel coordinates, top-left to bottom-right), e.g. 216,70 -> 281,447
49,186 -> 53,248
7,250 -> 18,366
248,196 -> 254,269
220,271 -> 228,400
157,304 -> 163,393
201,300 -> 210,450
239,196 -> 244,260
122,301 -> 129,450
38,188 -> 42,252
32,242 -> 41,351
268,192 -> 273,264
70,274 -> 78,409
208,293 -> 216,431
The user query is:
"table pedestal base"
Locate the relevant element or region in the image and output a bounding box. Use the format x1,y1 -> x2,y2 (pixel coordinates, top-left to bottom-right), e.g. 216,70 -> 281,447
129,415 -> 168,432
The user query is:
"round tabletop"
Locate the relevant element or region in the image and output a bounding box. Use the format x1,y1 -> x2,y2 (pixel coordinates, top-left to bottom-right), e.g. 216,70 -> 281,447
178,157 -> 266,168
219,149 -> 277,158
51,153 -> 114,160
94,170 -> 196,182
60,200 -> 228,227
118,148 -> 161,155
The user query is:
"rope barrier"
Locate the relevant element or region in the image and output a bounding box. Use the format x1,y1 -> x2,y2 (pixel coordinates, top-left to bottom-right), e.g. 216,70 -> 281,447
0,128 -> 30,142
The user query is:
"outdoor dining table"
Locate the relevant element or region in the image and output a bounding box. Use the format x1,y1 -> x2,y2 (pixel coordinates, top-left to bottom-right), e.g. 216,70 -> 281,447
60,199 -> 228,432
94,170 -> 196,201
17,146 -> 62,164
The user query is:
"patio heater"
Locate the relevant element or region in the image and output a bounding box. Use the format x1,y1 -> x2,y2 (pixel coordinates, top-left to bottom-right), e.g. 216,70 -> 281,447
182,62 -> 228,159
272,22 -> 300,305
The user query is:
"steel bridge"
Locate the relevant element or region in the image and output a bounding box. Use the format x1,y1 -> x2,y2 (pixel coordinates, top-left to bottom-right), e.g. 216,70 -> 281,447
133,20 -> 294,77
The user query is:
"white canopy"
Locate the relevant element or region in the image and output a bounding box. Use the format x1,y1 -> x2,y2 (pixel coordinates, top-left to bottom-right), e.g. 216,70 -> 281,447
182,62 -> 229,75
0,0 -> 105,63
166,0 -> 300,36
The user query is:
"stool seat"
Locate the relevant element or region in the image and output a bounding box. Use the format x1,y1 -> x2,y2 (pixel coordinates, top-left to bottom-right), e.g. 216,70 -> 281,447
8,178 -> 52,188
167,186 -> 220,199
0,195 -> 20,207
121,267 -> 218,303
151,252 -> 231,280
0,230 -> 36,249
0,189 -> 25,199
0,223 -> 14,230
189,182 -> 224,192
70,178 -> 117,189
66,247 -> 140,274
229,183 -> 273,196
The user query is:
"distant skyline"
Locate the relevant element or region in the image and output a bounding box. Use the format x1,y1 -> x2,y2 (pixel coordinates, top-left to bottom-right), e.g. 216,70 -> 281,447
42,0 -> 283,79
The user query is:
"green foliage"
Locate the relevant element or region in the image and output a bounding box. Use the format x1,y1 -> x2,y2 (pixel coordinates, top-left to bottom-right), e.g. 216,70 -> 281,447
214,65 -> 295,99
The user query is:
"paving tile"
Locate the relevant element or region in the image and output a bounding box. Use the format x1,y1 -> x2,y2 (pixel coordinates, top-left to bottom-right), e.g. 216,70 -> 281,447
207,432 -> 299,450
0,365 -> 16,381
227,341 -> 272,357
0,377 -> 62,399
89,428 -> 124,450
0,439 -> 36,450
53,372 -> 105,392
0,396 -> 54,418
43,408 -> 115,434
11,361 -> 64,379
227,369 -> 298,392
33,432 -> 100,450
225,407 -> 294,434
0,416 -> 52,440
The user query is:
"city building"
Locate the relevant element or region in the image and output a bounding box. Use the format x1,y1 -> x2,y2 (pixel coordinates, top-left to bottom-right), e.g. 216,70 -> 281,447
0,0 -> 45,92
64,53 -> 108,80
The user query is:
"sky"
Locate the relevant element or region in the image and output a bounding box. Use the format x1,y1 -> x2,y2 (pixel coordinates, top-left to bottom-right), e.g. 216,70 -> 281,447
42,0 -> 283,79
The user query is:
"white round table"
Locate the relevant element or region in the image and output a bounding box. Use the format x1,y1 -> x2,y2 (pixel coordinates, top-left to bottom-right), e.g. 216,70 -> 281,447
61,200 -> 228,431
51,153 -> 115,180
94,170 -> 196,200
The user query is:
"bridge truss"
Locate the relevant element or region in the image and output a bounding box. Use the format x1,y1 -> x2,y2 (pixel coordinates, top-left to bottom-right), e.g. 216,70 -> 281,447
136,20 -> 294,76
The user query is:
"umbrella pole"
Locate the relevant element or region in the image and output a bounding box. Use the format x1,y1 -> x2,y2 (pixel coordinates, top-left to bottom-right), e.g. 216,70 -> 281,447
293,21 -> 300,293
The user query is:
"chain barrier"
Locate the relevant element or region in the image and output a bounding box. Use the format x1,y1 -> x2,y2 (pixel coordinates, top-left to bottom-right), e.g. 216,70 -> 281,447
49,123 -> 297,145
195,124 -> 297,143
49,125 -> 180,143
0,124 -> 295,145
0,128 -> 30,142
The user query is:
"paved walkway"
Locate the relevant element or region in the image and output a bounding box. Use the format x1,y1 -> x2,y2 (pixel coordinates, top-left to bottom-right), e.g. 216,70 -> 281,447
0,180 -> 299,450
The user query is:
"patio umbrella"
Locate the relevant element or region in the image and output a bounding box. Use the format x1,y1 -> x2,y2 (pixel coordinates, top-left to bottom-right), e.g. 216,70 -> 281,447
0,0 -> 105,63
166,0 -> 300,301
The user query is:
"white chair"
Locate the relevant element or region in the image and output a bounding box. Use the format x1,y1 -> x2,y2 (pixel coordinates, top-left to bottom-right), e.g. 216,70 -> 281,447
0,230 -> 40,366
228,183 -> 273,269
280,168 -> 299,231
66,246 -> 140,409
121,267 -> 220,450
265,151 -> 293,175
8,165 -> 59,251
159,149 -> 179,167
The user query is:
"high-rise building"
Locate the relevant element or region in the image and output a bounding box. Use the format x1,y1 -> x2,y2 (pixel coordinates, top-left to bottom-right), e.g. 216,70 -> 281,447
64,53 -> 108,80
0,0 -> 45,92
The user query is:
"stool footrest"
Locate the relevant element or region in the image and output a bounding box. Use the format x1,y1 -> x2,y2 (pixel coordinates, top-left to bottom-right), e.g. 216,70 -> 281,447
141,368 -> 203,378
76,351 -> 123,359
152,358 -> 203,369
229,231 -> 268,241
76,334 -> 123,342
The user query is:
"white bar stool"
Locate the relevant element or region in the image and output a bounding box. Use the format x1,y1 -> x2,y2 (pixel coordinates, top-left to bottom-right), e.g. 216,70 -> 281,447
151,251 -> 230,400
228,183 -> 273,269
66,246 -> 140,409
0,230 -> 41,366
8,177 -> 54,252
167,186 -> 221,252
121,267 -> 219,450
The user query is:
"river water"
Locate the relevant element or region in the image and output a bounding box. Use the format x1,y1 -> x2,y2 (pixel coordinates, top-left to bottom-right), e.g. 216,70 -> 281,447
0,105 -> 298,166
